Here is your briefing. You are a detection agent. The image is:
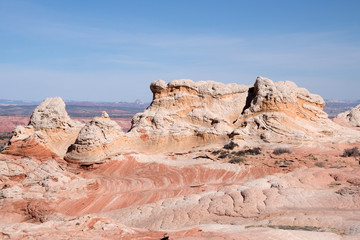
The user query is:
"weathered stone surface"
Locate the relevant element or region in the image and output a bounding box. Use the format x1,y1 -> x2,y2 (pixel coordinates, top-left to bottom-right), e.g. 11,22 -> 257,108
132,79 -> 249,136
1,140 -> 360,239
2,97 -> 83,158
65,112 -> 124,163
65,79 -> 252,163
65,77 -> 360,164
3,77 -> 359,166
29,97 -> 81,130
0,160 -> 25,177
95,161 -> 360,239
337,104 -> 360,127
2,77 -> 360,239
75,111 -> 122,146
233,76 -> 330,141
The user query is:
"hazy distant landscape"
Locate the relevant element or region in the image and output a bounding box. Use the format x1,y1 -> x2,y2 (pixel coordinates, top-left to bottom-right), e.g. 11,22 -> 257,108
0,98 -> 358,119
0,99 -> 148,117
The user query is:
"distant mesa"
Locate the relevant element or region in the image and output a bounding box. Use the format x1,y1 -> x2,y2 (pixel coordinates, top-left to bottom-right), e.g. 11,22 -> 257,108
3,76 -> 360,164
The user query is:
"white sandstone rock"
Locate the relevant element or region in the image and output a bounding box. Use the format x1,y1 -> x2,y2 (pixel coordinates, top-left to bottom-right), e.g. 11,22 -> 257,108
29,97 -> 82,130
337,104 -> 360,127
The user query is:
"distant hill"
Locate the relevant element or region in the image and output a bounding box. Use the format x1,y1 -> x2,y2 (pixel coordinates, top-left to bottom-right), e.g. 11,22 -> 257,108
0,99 -> 149,118
0,99 -> 40,105
0,98 -> 358,119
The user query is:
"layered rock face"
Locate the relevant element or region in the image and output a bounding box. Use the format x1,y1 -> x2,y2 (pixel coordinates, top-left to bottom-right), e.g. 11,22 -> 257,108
65,112 -> 124,164
5,77 -> 357,165
134,79 -> 249,135
66,79 -> 252,163
1,78 -> 360,239
65,76 -> 355,164
337,104 -> 360,127
2,97 -> 83,159
131,76 -> 332,144
128,79 -> 251,148
233,77 -> 330,141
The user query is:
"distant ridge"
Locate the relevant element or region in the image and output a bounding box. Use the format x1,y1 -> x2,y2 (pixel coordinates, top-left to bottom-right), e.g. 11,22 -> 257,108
0,99 -> 40,105
0,98 -> 149,106
0,100 -> 149,118
0,98 -> 355,118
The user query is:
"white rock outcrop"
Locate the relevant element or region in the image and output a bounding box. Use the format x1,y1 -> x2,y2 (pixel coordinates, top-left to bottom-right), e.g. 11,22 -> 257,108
337,104 -> 360,127
29,97 -> 81,130
7,77 -> 360,165
131,79 -> 250,137
3,97 -> 83,158
232,76 -> 331,141
65,76 -> 357,164
65,112 -> 124,163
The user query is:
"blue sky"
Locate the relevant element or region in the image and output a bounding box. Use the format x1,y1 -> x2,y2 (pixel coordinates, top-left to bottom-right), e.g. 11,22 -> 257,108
0,0 -> 359,102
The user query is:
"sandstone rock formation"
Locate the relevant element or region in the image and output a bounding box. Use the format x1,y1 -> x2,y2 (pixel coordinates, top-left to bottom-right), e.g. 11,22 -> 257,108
65,111 -> 124,164
232,76 -> 333,142
1,77 -> 360,239
129,79 -> 249,144
1,144 -> 360,239
110,166 -> 360,234
133,77 -> 330,142
336,104 -> 360,127
133,79 -> 249,136
29,97 -> 80,130
4,77 -> 360,165
2,97 -> 83,159
65,76 -> 360,164
65,79 -> 253,163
